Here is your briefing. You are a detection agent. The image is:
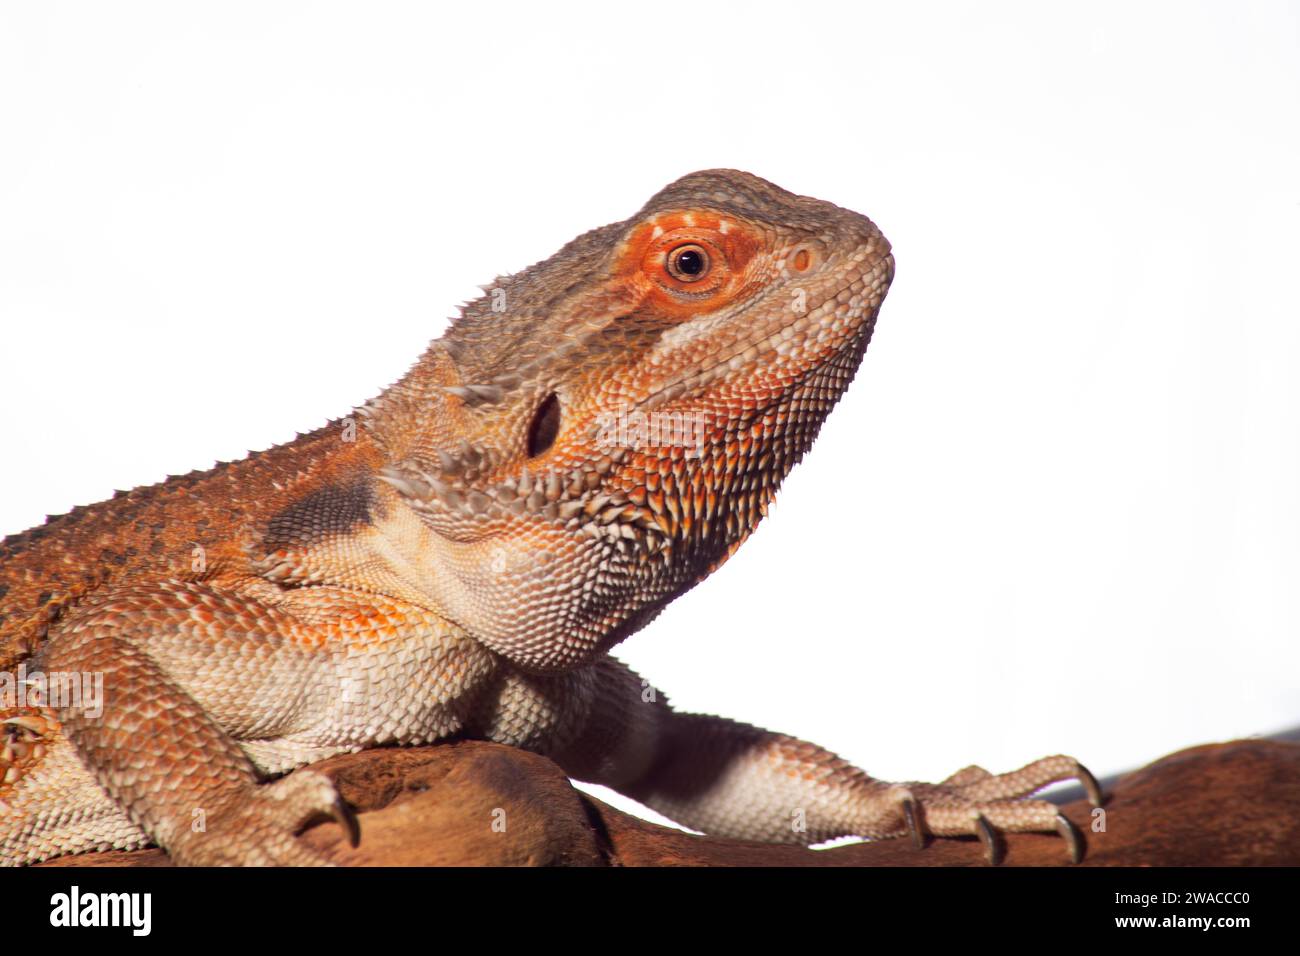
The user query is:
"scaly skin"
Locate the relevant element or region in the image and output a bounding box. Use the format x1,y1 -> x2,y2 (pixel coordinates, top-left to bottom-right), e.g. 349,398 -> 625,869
0,170 -> 1100,866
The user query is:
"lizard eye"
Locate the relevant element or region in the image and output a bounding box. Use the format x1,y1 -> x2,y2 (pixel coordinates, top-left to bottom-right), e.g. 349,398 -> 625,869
527,393 -> 561,457
636,225 -> 744,309
665,244 -> 710,282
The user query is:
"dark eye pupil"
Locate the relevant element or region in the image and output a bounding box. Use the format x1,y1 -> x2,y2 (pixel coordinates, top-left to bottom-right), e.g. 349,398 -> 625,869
676,249 -> 704,275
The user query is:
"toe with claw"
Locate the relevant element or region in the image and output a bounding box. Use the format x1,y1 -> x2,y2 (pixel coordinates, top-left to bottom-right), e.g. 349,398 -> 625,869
884,755 -> 1103,865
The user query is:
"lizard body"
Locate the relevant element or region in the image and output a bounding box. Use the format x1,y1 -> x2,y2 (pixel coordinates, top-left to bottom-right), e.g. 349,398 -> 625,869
0,170 -> 1098,865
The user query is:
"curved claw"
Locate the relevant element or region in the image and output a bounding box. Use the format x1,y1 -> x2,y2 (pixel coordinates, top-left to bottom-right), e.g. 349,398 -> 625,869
1055,813 -> 1084,864
332,797 -> 361,848
1075,764 -> 1104,809
901,796 -> 925,850
973,813 -> 1002,866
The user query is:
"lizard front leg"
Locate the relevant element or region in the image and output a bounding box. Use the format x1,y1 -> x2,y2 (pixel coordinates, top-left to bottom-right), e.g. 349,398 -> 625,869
473,655 -> 1101,863
620,716 -> 1101,862
6,583 -> 359,866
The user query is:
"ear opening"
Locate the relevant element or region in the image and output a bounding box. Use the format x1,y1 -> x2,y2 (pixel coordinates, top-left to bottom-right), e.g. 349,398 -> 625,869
527,393 -> 561,458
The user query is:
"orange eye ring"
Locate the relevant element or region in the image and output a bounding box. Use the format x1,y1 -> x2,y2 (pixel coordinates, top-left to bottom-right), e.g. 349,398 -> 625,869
619,215 -> 759,316
665,243 -> 711,282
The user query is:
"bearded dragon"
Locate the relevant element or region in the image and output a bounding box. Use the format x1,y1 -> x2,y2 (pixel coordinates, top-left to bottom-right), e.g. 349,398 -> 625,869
0,170 -> 1100,866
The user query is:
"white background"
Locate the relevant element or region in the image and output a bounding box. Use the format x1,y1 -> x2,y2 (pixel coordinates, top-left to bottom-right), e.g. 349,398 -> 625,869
2,2 -> 1298,832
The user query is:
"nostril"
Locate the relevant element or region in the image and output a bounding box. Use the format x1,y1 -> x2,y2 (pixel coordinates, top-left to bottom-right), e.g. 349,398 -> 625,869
789,242 -> 821,273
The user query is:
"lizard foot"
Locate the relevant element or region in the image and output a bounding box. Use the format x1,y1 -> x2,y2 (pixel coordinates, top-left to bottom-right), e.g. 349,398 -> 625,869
887,754 -> 1103,864
176,769 -> 359,866
1,709 -> 57,787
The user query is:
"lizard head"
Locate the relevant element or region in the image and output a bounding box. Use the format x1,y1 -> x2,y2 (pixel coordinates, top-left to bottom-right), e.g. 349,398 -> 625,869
367,169 -> 893,672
